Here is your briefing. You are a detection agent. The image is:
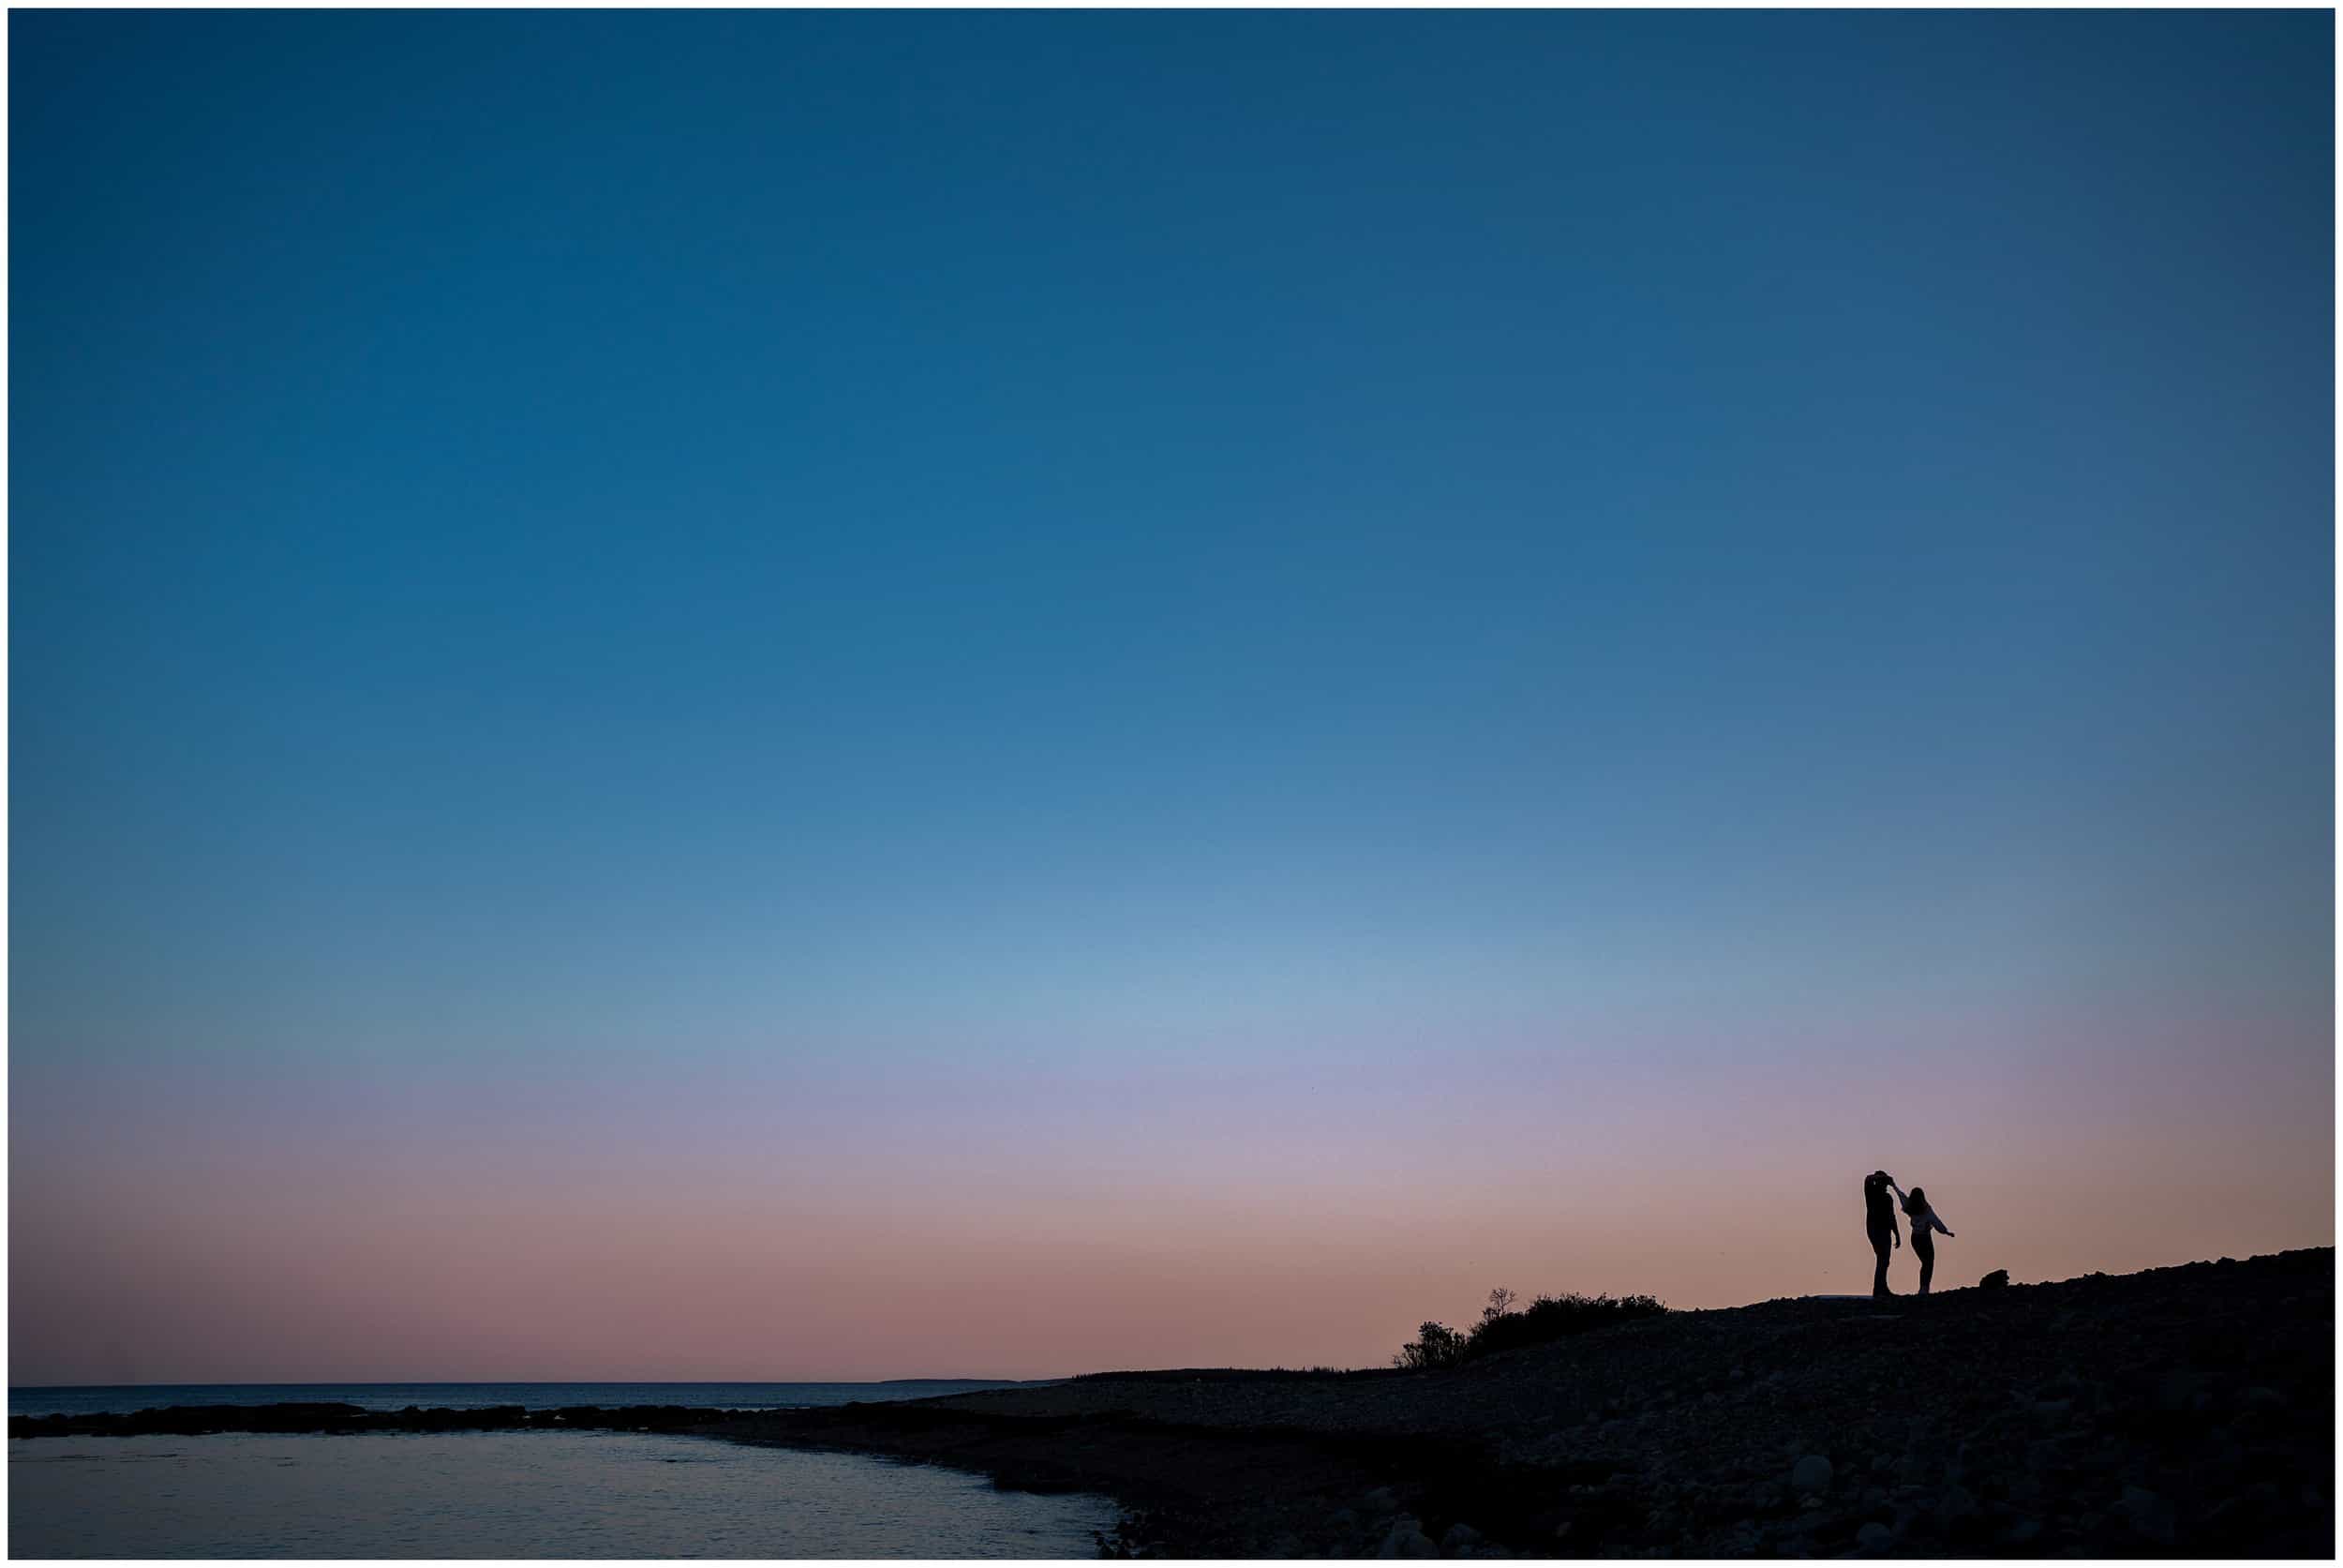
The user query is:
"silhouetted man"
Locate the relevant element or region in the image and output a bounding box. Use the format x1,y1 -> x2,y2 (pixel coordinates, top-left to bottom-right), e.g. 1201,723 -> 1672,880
1863,1171 -> 1901,1296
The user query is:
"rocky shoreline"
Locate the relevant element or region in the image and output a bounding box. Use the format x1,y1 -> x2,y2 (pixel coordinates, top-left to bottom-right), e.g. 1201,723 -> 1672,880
13,1248 -> 2332,1558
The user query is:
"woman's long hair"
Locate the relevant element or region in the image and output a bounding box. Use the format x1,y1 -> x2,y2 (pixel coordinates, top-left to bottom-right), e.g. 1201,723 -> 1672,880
1901,1185 -> 1930,1218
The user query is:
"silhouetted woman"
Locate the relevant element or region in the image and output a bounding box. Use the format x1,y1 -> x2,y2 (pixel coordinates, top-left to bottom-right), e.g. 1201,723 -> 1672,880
1862,1171 -> 1900,1297
1898,1185 -> 1954,1295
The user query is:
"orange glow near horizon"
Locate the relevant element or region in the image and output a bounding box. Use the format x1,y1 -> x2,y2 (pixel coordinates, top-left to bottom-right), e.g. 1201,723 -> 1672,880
12,1015 -> 2330,1384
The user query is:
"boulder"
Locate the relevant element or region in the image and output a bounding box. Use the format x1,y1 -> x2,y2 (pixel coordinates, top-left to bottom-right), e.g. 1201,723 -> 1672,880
1791,1455 -> 1834,1495
1380,1527 -> 1439,1560
1979,1270 -> 2009,1290
2117,1486 -> 2176,1545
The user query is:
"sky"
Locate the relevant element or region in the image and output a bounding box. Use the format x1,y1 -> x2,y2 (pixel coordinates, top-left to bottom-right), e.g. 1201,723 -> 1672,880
9,9 -> 2335,1384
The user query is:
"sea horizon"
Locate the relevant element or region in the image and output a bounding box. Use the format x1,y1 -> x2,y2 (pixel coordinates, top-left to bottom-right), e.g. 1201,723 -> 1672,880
9,1379 -> 1059,1420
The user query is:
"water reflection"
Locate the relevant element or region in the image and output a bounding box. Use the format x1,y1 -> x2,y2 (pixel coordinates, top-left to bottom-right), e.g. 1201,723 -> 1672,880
10,1429 -> 1118,1558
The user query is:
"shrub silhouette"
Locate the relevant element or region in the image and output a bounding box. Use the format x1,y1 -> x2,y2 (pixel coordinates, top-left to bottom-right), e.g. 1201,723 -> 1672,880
1392,1321 -> 1467,1370
1395,1288 -> 1667,1369
1465,1289 -> 1666,1359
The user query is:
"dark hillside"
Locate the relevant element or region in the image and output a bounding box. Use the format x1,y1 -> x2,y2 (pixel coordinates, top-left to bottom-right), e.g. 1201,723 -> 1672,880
731,1248 -> 2334,1557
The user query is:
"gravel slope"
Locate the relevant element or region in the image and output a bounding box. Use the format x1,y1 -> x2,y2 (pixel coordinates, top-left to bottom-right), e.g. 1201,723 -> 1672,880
734,1247 -> 2334,1558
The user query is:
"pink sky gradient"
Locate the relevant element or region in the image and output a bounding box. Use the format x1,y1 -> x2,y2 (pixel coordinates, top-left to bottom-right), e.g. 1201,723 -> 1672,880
13,1008 -> 2329,1383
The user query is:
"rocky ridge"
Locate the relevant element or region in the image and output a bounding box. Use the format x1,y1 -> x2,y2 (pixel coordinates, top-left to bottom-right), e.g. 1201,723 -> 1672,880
736,1248 -> 2336,1558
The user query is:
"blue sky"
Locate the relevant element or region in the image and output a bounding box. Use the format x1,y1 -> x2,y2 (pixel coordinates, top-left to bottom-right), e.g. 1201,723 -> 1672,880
10,10 -> 2333,1380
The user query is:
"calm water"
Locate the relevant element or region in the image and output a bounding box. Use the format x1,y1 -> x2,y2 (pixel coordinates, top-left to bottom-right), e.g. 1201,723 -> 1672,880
10,1381 -> 1041,1418
9,1429 -> 1120,1558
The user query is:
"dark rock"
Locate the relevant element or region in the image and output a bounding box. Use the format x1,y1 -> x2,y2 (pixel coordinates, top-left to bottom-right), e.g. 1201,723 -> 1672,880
2116,1486 -> 2176,1545
2158,1367 -> 2202,1413
1979,1270 -> 2009,1290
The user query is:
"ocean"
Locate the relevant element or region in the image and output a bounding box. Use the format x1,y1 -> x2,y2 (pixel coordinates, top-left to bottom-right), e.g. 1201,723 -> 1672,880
7,1383 -> 1119,1559
8,1381 -> 1043,1419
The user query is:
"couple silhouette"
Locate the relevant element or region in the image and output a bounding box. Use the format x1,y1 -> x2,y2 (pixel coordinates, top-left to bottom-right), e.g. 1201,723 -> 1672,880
1862,1171 -> 1954,1296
